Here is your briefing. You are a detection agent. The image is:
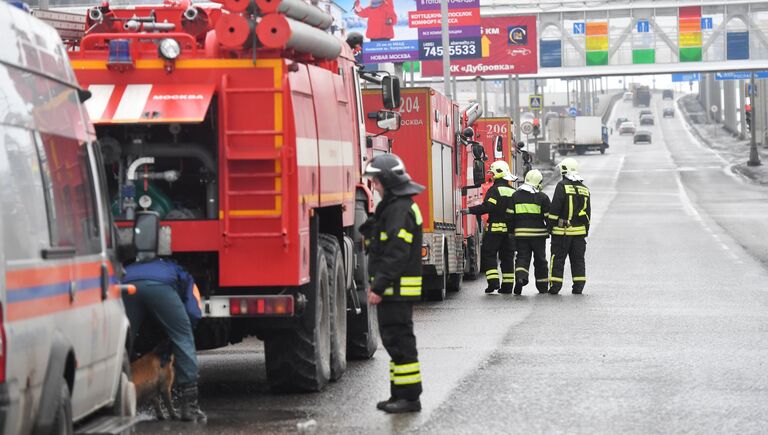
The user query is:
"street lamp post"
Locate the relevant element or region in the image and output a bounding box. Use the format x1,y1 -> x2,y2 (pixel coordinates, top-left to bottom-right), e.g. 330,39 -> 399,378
748,71 -> 762,166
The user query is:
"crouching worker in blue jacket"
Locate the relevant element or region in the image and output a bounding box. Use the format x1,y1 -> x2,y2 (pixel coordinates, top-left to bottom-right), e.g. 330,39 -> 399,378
121,212 -> 207,423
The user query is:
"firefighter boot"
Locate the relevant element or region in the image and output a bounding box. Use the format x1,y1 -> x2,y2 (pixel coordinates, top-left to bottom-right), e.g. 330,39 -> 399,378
377,398 -> 394,410
382,399 -> 422,414
499,284 -> 514,294
513,282 -> 524,295
548,283 -> 562,295
485,280 -> 500,294
536,281 -> 549,293
572,282 -> 585,295
179,384 -> 207,423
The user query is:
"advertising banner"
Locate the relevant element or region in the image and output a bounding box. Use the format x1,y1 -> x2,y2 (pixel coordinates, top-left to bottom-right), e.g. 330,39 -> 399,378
339,0 -> 480,63
421,16 -> 538,77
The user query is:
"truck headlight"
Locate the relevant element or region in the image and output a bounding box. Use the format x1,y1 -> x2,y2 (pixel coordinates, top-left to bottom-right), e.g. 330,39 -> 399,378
158,38 -> 181,61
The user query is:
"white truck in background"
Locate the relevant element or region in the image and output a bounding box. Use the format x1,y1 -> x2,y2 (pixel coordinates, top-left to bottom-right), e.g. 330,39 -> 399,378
544,115 -> 609,156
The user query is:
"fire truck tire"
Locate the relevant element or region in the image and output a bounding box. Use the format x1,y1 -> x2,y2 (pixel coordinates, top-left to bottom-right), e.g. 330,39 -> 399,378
319,234 -> 347,382
265,249 -> 331,393
447,273 -> 463,292
347,200 -> 379,360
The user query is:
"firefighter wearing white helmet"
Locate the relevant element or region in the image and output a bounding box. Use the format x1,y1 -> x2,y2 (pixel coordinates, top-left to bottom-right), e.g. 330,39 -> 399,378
462,160 -> 517,294
547,157 -> 591,294
359,153 -> 424,413
509,169 -> 551,295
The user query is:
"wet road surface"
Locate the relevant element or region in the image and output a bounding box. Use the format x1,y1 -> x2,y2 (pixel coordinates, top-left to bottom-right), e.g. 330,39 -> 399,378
136,95 -> 768,434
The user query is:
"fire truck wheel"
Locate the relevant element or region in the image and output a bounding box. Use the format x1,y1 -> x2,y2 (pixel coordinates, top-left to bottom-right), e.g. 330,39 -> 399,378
319,234 -> 347,382
447,272 -> 463,292
265,248 -> 332,393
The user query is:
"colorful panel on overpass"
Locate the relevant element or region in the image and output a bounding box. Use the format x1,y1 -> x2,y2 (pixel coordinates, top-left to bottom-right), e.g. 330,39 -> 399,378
679,6 -> 703,62
585,21 -> 608,66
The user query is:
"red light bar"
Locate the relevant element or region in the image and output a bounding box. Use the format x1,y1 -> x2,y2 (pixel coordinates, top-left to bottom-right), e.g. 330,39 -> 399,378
228,296 -> 294,317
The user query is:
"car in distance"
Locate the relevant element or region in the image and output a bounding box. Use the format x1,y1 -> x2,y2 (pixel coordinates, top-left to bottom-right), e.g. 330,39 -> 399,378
634,130 -> 653,144
619,121 -> 637,135
663,107 -> 675,118
615,117 -> 629,130
639,109 -> 652,118
662,89 -> 674,100
640,114 -> 655,126
623,91 -> 633,101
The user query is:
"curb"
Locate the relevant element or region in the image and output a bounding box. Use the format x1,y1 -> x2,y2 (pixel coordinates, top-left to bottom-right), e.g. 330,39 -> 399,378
677,95 -> 768,187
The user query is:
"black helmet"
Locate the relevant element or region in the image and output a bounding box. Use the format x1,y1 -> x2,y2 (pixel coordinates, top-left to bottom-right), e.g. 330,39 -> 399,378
364,154 -> 425,196
346,32 -> 363,49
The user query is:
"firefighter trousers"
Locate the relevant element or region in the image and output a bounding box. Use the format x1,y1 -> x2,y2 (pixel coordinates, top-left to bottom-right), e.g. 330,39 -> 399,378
378,302 -> 422,401
514,237 -> 549,292
548,235 -> 587,294
481,231 -> 515,289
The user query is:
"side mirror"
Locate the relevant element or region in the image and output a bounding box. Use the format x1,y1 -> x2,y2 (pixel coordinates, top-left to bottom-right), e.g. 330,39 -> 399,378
134,211 -> 160,257
382,76 -> 401,110
472,159 -> 485,187
493,135 -> 503,159
376,111 -> 401,131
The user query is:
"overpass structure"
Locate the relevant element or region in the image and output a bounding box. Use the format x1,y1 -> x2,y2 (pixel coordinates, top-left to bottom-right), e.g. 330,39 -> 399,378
480,0 -> 768,78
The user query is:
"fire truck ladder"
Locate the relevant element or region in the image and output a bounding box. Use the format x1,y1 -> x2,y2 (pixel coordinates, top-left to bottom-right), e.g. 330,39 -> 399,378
220,75 -> 288,245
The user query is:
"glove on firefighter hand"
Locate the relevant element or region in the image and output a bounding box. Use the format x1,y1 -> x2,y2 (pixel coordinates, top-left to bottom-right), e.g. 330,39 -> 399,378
358,216 -> 376,239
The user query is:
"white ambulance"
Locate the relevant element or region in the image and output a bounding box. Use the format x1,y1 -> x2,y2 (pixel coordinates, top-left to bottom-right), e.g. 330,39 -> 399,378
0,3 -> 135,434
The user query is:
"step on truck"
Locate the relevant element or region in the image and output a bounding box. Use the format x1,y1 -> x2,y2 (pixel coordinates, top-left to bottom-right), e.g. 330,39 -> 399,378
51,0 -> 401,393
544,115 -> 609,156
363,87 -> 474,301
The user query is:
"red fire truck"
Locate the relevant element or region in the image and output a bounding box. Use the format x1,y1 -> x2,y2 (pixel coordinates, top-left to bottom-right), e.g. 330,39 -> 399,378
50,0 -> 400,393
363,87 -> 480,301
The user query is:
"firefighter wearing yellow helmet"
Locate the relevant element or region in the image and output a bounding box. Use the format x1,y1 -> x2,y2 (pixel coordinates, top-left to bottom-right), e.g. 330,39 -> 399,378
547,158 -> 591,295
509,169 -> 551,295
462,160 -> 517,294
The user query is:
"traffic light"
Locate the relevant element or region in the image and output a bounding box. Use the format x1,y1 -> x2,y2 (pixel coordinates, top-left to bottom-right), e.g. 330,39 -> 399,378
532,118 -> 540,136
745,105 -> 752,132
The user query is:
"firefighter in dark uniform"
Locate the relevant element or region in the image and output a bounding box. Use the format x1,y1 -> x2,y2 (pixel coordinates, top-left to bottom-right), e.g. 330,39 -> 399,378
463,160 -> 517,294
359,154 -> 425,414
510,169 -> 551,295
547,158 -> 591,295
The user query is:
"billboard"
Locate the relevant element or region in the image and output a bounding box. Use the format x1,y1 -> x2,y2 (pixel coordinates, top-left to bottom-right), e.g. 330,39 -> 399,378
339,0 -> 480,63
422,16 -> 537,77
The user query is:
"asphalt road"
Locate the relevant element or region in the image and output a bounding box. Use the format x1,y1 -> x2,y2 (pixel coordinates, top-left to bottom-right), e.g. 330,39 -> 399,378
136,95 -> 768,434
